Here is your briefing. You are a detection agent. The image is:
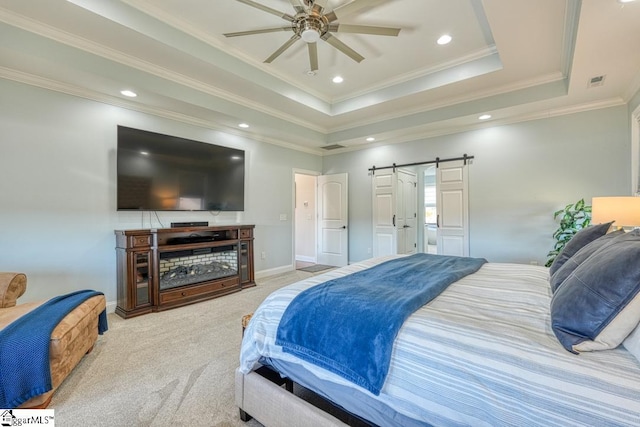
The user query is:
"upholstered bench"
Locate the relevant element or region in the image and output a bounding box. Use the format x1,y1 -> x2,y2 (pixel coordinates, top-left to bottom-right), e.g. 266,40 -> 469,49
0,272 -> 106,408
241,313 -> 253,335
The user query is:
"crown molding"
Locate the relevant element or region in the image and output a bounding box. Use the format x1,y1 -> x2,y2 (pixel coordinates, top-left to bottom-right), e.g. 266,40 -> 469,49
0,64 -> 627,159
327,72 -> 565,134
324,97 -> 627,155
121,0 -> 333,104
121,0 -> 504,114
0,6 -> 328,133
561,0 -> 581,80
332,46 -> 499,104
0,66 -> 325,156
624,72 -> 640,103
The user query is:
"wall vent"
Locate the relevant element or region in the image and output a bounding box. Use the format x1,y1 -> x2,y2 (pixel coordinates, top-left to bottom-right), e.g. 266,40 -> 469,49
321,144 -> 345,150
588,75 -> 606,88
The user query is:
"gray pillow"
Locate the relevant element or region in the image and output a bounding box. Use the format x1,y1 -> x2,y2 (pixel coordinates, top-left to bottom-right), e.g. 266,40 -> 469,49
549,221 -> 613,276
551,229 -> 640,353
549,229 -> 624,293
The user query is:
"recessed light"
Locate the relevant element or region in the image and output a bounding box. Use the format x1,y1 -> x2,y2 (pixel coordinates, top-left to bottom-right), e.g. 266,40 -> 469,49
140,151 -> 149,156
238,123 -> 249,128
366,137 -> 375,142
120,90 -> 137,97
478,114 -> 492,120
437,35 -> 452,45
618,0 -> 636,3
332,76 -> 344,84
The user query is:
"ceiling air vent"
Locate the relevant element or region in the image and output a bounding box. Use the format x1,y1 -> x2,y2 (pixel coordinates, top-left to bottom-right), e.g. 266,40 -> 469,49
322,144 -> 345,150
588,75 -> 606,88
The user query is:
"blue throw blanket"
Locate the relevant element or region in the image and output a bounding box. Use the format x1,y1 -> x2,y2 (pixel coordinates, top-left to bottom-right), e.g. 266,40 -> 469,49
0,290 -> 108,408
275,253 -> 487,395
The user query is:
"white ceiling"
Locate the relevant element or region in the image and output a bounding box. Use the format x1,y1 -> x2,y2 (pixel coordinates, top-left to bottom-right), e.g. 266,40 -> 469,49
1,0 -> 639,154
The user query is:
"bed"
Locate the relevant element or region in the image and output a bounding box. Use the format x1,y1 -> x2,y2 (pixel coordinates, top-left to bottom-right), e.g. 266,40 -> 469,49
237,244 -> 640,426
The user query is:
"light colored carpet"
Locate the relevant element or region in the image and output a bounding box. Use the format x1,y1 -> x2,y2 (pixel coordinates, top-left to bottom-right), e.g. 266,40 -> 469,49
49,270 -> 317,427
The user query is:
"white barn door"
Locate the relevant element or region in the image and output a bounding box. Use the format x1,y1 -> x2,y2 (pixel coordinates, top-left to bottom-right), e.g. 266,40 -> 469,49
436,160 -> 469,256
372,168 -> 417,257
317,173 -> 348,267
372,170 -> 396,257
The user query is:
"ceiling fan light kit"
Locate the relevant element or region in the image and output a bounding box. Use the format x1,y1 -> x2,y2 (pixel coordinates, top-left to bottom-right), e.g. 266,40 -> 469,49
299,17 -> 324,43
225,0 -> 401,71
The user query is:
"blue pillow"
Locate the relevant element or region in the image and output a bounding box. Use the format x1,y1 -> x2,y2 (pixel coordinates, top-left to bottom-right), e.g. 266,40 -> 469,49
549,229 -> 624,293
551,229 -> 640,353
549,222 -> 613,276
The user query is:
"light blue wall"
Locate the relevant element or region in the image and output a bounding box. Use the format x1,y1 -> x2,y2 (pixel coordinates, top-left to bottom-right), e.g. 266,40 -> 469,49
0,76 -> 633,305
0,79 -> 321,305
323,106 -> 631,264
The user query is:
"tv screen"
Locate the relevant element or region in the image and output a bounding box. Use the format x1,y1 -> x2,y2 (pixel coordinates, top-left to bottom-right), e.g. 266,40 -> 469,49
117,126 -> 245,211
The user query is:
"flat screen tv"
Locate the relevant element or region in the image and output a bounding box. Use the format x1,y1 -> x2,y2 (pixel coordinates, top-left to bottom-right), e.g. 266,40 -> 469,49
117,126 -> 245,211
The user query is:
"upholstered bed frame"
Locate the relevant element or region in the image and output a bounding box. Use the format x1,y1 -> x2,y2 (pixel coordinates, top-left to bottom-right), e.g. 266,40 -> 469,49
235,367 -> 350,427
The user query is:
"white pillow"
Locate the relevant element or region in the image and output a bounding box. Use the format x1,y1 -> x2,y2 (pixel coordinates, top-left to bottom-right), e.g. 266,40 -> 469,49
623,323 -> 640,363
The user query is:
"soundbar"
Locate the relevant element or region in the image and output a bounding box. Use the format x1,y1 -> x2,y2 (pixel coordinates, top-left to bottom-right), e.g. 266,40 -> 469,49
171,221 -> 208,228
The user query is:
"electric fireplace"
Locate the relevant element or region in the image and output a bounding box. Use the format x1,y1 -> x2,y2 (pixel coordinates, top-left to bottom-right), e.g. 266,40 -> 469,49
159,245 -> 238,291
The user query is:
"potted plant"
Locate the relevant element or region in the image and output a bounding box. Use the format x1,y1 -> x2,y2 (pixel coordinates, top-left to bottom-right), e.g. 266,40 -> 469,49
545,198 -> 592,267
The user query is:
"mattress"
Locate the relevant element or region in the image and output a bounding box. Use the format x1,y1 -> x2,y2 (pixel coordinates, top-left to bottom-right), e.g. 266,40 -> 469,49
240,256 -> 640,426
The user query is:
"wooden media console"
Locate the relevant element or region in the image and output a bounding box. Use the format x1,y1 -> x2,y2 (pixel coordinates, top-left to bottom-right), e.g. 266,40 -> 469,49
115,224 -> 255,318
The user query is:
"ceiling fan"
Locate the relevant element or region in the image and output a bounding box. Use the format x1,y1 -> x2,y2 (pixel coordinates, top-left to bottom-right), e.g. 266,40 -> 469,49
224,0 -> 401,71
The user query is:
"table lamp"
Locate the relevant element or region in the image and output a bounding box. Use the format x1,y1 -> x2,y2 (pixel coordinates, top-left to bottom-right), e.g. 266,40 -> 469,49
591,196 -> 640,230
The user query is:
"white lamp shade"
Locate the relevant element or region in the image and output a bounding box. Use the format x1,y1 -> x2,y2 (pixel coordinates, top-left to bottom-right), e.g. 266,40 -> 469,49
591,197 -> 640,227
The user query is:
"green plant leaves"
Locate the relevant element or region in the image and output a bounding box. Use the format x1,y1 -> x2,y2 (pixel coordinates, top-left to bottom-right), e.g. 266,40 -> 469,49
545,198 -> 591,267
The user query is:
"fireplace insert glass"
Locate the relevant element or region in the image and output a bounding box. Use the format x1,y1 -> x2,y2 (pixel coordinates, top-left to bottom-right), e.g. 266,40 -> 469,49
158,245 -> 238,290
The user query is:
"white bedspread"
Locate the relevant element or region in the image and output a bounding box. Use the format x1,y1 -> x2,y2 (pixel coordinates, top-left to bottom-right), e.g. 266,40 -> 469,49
240,256 -> 640,426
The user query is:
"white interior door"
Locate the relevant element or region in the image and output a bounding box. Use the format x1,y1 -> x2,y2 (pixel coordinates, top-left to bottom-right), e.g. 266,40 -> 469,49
372,170 -> 396,257
436,160 -> 469,256
317,173 -> 348,267
396,169 -> 417,254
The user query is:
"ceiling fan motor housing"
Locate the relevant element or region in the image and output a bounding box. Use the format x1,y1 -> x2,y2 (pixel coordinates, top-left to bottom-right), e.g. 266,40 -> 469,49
296,14 -> 328,43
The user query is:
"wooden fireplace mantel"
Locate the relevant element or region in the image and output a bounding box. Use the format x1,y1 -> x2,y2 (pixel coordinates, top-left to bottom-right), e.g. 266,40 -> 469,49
114,224 -> 255,318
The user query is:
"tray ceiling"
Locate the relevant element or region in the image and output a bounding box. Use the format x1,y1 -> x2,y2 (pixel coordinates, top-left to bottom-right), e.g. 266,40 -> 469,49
0,0 -> 639,153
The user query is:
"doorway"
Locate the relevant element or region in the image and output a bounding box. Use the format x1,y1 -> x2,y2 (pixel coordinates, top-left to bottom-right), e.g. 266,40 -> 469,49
423,165 -> 438,254
372,160 -> 470,258
294,171 -> 349,270
294,172 -> 318,268
372,167 -> 418,256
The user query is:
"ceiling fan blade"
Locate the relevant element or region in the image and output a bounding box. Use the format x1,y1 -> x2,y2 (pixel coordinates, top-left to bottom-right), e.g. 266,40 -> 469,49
325,0 -> 387,23
308,42 -> 318,71
235,0 -> 294,22
224,27 -> 293,37
264,35 -> 301,63
322,33 -> 364,63
328,23 -> 400,36
289,0 -> 305,14
311,0 -> 328,15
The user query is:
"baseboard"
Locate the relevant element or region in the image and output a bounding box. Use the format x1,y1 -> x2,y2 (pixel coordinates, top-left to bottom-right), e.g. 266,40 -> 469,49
255,264 -> 295,280
105,300 -> 117,314
295,255 -> 317,263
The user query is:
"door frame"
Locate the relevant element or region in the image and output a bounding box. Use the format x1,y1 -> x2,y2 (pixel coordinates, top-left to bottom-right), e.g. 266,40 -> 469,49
396,168 -> 418,255
632,104 -> 640,195
292,169 -> 321,270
